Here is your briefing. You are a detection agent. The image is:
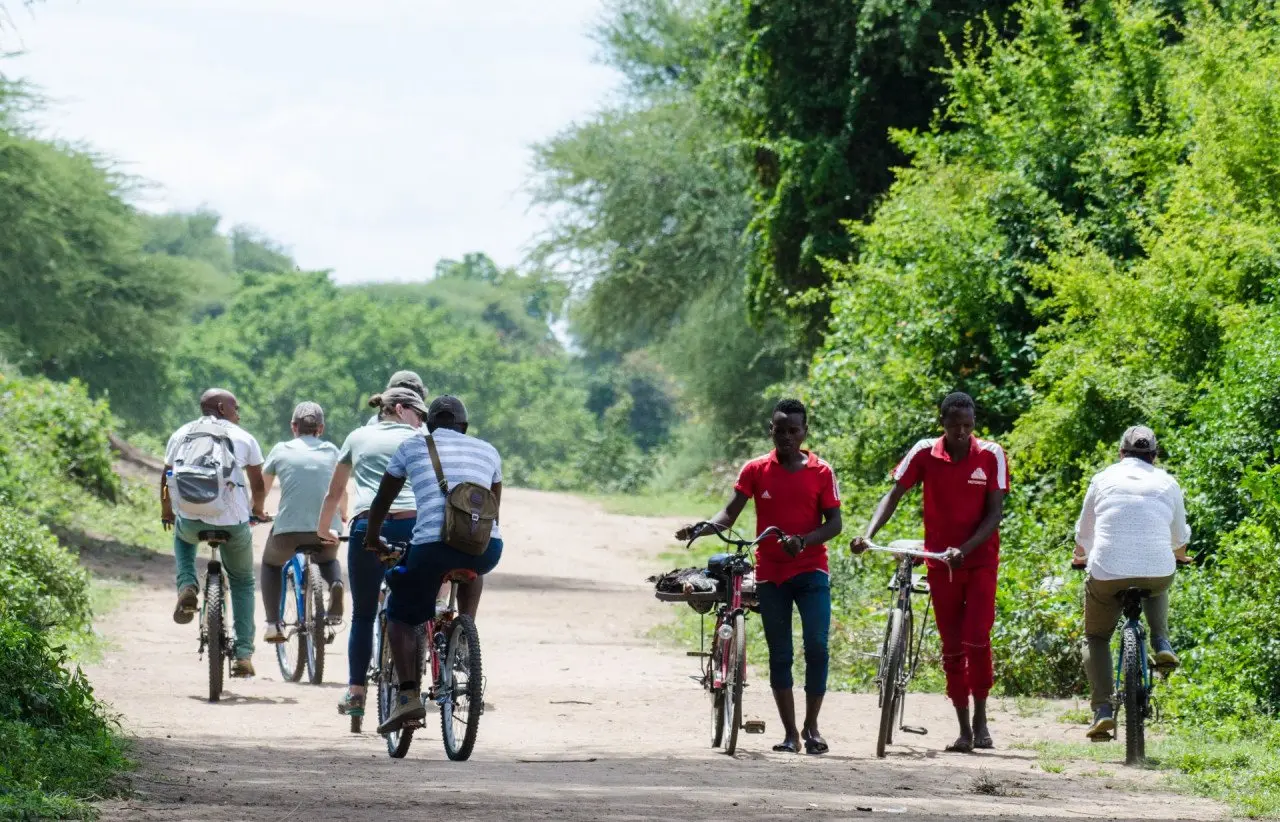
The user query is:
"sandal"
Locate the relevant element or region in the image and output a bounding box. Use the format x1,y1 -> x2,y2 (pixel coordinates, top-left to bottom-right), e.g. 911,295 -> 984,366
338,692 -> 366,717
802,729 -> 829,755
772,739 -> 800,753
974,733 -> 993,750
945,737 -> 974,753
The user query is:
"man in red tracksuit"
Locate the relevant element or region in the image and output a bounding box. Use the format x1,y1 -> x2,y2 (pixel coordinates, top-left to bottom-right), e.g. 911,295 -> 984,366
851,392 -> 1009,752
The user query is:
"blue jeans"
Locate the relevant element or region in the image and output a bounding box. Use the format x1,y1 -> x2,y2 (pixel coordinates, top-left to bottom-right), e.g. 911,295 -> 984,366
756,571 -> 831,695
346,516 -> 416,685
386,539 -> 503,625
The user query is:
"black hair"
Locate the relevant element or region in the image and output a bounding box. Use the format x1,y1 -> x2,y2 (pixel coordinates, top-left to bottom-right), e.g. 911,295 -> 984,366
939,391 -> 976,419
773,398 -> 807,425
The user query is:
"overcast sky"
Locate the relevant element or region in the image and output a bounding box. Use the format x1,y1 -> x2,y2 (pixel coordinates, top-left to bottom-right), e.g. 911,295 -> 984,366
5,0 -> 616,283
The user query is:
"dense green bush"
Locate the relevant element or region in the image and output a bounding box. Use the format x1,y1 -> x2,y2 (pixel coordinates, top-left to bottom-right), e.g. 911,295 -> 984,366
0,609 -> 129,819
0,509 -> 91,632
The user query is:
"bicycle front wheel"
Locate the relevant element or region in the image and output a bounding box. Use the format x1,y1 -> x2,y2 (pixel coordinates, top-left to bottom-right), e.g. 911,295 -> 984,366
1121,626 -> 1145,764
306,565 -> 327,684
710,618 -> 725,748
376,611 -> 415,758
276,569 -> 304,682
722,613 -> 745,756
876,608 -> 906,759
441,615 -> 483,761
205,574 -> 225,702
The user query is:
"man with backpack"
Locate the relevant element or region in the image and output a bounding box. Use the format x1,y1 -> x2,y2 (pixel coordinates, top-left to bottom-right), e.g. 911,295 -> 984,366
161,388 -> 268,677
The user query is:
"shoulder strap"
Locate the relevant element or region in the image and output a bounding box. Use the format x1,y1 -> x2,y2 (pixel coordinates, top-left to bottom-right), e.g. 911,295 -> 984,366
424,434 -> 448,495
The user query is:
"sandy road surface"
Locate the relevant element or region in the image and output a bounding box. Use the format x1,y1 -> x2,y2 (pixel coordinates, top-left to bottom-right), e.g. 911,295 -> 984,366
84,488 -> 1223,821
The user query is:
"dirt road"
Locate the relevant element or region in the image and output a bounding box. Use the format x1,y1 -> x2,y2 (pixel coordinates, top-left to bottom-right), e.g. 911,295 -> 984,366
86,489 -> 1222,821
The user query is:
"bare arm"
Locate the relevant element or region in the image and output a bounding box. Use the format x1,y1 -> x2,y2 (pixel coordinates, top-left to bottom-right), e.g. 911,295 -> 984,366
364,473 -> 407,550
245,464 -> 267,519
957,488 -> 1005,556
317,462 -> 352,545
782,506 -> 843,556
262,471 -> 276,496
675,490 -> 748,540
850,484 -> 911,552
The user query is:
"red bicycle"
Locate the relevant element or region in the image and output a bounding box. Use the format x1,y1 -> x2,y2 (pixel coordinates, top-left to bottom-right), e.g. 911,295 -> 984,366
665,522 -> 789,755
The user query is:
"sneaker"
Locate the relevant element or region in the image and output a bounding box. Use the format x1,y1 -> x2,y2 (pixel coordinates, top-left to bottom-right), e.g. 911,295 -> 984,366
1153,637 -> 1180,670
1086,705 -> 1116,740
173,585 -> 199,624
376,688 -> 425,734
263,623 -> 286,644
327,581 -> 345,624
338,691 -> 366,717
231,657 -> 255,678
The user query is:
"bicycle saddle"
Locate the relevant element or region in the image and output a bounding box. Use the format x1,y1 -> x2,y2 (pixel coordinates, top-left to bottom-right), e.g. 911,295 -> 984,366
1116,587 -> 1152,601
442,569 -> 478,583
197,530 -> 233,543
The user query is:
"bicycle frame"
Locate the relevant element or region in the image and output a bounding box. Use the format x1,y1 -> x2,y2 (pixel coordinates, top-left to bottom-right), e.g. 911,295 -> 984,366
705,564 -> 746,691
876,557 -> 932,705
280,550 -> 309,639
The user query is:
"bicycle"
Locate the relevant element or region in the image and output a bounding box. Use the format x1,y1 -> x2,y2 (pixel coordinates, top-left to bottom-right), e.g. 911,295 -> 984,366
372,543 -> 484,760
862,539 -> 937,758
275,543 -> 338,686
665,522 -> 787,755
194,529 -> 236,703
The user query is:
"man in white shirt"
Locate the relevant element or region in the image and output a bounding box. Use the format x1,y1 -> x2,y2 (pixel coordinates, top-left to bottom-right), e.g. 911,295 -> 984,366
1073,425 -> 1191,739
161,388 -> 268,677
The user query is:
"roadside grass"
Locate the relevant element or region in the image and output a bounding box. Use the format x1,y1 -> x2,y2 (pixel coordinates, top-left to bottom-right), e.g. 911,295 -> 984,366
1022,721 -> 1280,818
591,490 -> 725,520
55,576 -> 135,664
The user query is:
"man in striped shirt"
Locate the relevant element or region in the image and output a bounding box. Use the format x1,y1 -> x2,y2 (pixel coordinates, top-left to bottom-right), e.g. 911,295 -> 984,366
852,392 -> 1009,753
364,394 -> 503,733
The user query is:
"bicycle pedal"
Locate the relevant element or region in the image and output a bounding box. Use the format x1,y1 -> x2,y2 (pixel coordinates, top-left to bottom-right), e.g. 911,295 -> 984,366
743,720 -> 766,734
900,725 -> 928,735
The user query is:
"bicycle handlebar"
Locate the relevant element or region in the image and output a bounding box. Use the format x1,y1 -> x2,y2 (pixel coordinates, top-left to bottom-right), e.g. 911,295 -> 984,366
863,540 -> 940,561
682,521 -> 790,551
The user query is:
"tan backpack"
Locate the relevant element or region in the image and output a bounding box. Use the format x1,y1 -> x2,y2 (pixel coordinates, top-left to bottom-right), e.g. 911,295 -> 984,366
424,434 -> 499,556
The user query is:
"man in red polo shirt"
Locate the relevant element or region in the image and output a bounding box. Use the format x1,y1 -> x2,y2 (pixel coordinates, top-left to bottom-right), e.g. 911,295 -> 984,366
852,392 -> 1008,753
676,399 -> 843,755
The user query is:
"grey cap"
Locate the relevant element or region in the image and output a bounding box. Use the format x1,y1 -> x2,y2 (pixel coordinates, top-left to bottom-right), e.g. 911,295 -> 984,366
386,370 -> 427,399
379,386 -> 429,416
1121,425 -> 1158,454
427,394 -> 468,426
291,401 -> 324,426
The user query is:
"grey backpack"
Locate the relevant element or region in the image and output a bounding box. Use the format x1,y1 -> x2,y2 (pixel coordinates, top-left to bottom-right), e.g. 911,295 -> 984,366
168,420 -> 239,518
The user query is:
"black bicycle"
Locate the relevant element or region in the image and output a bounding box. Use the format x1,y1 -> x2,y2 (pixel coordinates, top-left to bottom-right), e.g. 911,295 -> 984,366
195,529 -> 236,702
863,539 -> 935,758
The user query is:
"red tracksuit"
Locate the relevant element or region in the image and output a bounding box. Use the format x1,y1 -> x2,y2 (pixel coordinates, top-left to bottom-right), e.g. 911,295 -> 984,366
893,435 -> 1009,707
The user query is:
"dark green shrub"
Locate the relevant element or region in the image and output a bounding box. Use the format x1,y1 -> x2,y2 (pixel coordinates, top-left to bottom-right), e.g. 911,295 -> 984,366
0,508 -> 91,632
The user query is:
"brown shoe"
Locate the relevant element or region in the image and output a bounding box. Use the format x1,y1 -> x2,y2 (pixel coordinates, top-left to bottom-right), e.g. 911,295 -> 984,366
231,657 -> 255,678
173,585 -> 199,624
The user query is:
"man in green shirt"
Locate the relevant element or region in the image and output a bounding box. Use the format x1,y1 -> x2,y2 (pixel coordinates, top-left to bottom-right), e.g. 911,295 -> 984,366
260,402 -> 346,643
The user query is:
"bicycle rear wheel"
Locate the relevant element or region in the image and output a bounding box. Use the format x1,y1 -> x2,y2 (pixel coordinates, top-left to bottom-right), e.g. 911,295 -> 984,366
306,565 -> 327,684
1122,626 -> 1145,764
276,569 -> 304,682
205,574 -> 225,702
876,608 -> 906,759
722,613 -> 745,756
441,615 -> 483,761
376,611 -> 415,758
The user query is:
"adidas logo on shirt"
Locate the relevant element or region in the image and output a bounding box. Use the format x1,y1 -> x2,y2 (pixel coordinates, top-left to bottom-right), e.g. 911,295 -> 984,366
968,467 -> 988,486
761,490 -> 772,499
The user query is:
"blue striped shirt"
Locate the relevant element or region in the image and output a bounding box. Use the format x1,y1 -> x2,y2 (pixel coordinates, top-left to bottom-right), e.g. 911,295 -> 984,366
386,428 -> 503,545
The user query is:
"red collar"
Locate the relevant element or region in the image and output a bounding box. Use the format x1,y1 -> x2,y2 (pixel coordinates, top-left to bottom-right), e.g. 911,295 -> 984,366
768,449 -> 819,469
929,435 -> 979,464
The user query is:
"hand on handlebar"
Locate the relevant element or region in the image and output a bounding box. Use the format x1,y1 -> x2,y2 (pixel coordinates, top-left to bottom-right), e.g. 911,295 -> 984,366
675,522 -> 707,542
781,534 -> 805,557
849,536 -> 869,555
938,547 -> 965,570
249,511 -> 273,526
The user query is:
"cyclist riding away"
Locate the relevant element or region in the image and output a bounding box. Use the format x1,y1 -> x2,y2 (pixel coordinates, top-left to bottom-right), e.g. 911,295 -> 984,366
161,388 -> 268,678
852,391 -> 1008,753
368,394 -> 504,734
260,402 -> 346,644
677,398 -> 843,755
1072,425 -> 1191,740
320,387 -> 423,720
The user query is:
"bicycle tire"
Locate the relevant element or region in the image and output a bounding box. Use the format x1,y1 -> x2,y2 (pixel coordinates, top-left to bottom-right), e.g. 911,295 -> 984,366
276,569 -> 305,682
710,617 -> 725,748
306,565 -> 327,684
376,611 -> 415,758
886,608 -> 912,747
723,613 -> 745,756
441,615 -> 483,761
206,574 -> 225,702
1122,626 -> 1145,764
876,608 -> 906,758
